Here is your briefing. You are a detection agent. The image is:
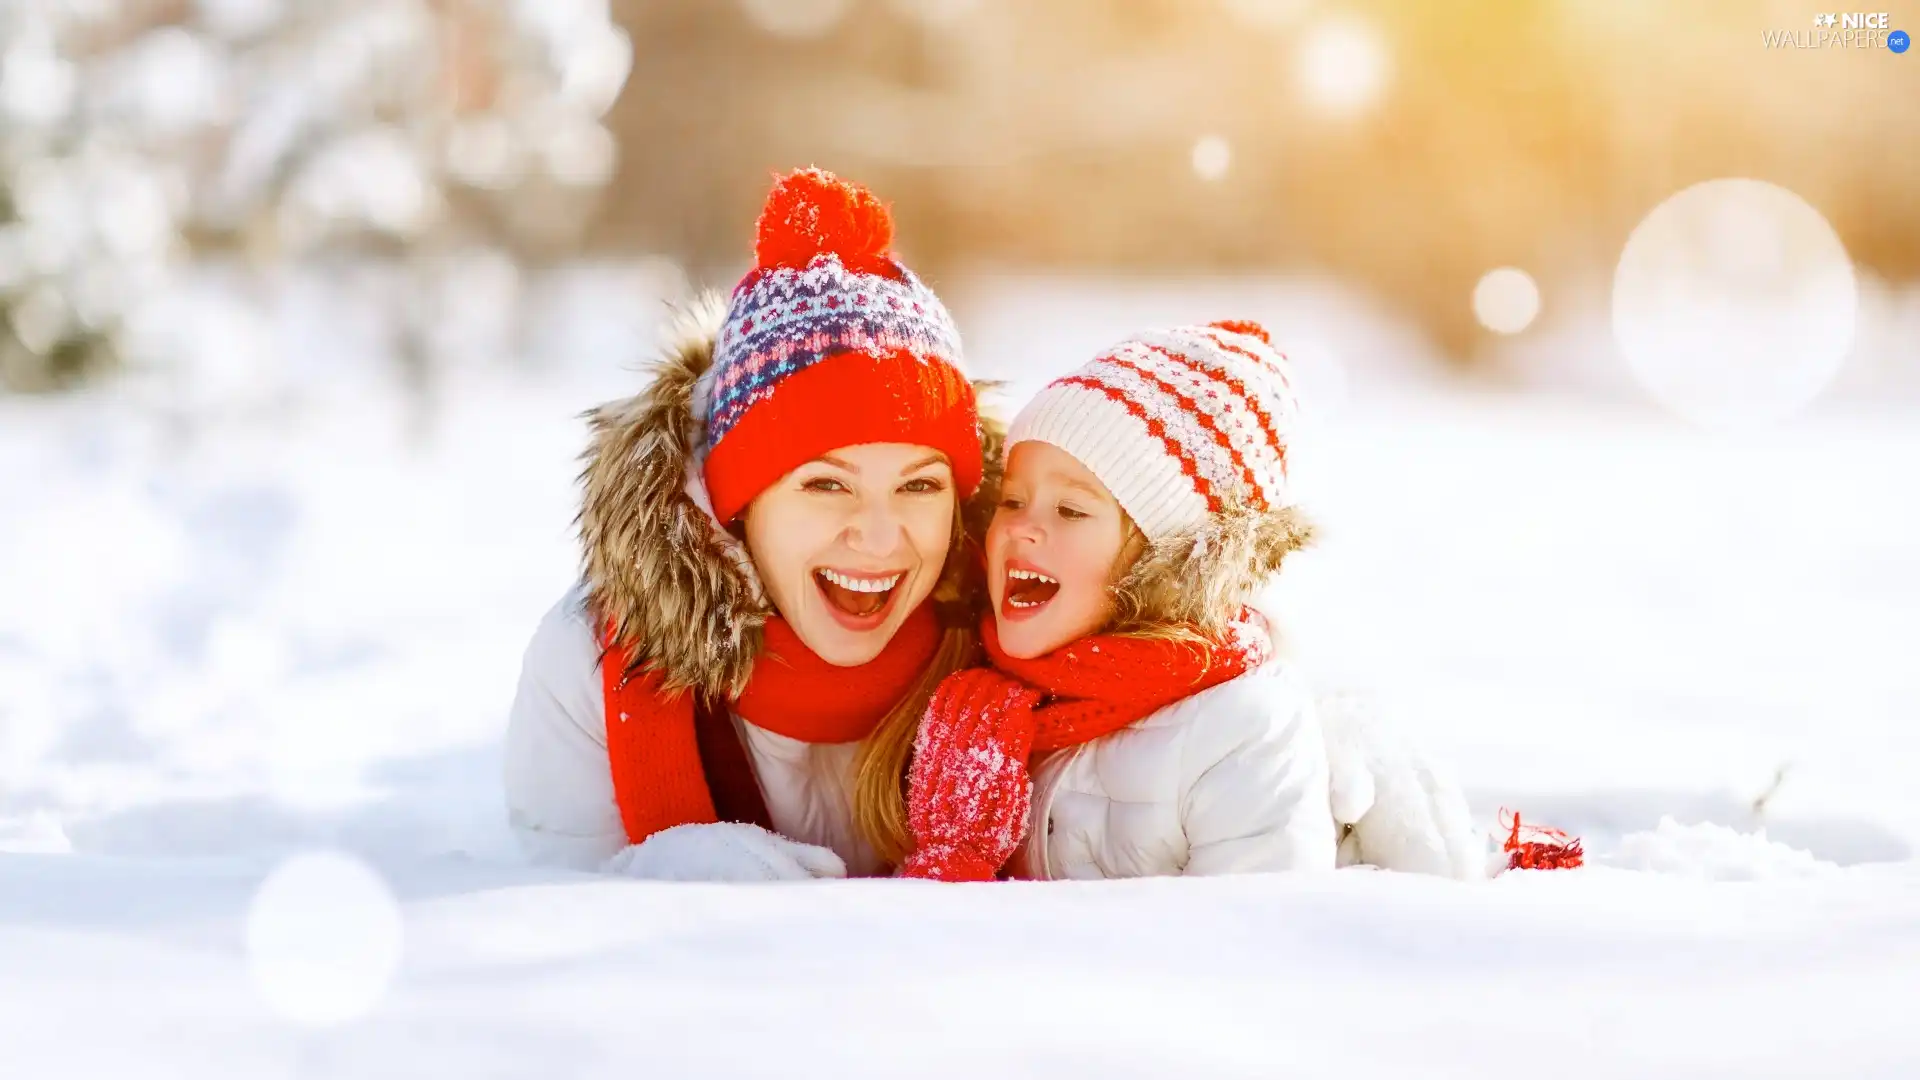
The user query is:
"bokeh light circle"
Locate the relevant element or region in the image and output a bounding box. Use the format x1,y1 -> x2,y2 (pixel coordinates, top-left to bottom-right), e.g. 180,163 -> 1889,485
737,0 -> 851,38
246,851 -> 403,1027
1612,178 -> 1857,428
1296,16 -> 1390,115
1191,135 -> 1232,181
1473,267 -> 1541,335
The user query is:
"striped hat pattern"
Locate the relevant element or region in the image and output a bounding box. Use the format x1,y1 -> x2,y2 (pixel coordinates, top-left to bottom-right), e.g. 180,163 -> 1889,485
1006,320 -> 1299,540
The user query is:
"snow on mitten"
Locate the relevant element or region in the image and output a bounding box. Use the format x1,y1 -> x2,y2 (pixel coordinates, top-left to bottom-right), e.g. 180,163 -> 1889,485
901,669 -> 1042,881
603,822 -> 848,882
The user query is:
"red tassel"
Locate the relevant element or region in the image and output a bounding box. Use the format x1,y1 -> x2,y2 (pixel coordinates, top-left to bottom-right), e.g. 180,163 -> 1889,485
1500,808 -> 1584,871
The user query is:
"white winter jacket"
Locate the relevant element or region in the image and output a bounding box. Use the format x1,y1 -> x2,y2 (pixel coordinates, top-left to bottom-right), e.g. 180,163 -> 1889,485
505,586 -> 885,876
504,296 -> 1485,883
1012,662 -> 1336,880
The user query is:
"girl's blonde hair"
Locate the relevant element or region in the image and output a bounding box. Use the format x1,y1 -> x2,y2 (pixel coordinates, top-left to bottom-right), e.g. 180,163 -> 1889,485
1105,503 -> 1318,641
850,501 -> 979,865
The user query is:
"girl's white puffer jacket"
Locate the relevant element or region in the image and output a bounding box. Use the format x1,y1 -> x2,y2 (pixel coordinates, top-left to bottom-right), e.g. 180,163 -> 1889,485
1012,662 -> 1337,880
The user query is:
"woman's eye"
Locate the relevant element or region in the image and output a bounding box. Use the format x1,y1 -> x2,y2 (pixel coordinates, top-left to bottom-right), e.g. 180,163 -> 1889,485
803,477 -> 849,494
900,477 -> 947,495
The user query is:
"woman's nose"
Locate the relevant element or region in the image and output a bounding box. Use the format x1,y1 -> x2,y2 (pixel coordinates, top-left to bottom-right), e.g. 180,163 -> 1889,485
844,497 -> 903,556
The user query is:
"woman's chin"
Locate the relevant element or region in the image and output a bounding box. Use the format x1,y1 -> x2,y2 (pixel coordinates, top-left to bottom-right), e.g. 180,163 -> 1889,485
788,586 -> 924,667
791,615 -> 891,667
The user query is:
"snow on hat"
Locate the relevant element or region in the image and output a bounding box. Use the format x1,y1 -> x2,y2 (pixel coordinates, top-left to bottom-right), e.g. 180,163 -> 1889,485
701,168 -> 980,526
1006,320 -> 1300,540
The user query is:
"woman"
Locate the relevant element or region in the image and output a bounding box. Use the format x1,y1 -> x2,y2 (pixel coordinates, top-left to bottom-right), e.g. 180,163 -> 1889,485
504,168 -> 995,880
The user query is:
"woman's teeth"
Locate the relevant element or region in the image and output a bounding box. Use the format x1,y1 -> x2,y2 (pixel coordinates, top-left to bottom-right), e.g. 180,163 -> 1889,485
815,568 -> 902,619
818,569 -> 903,593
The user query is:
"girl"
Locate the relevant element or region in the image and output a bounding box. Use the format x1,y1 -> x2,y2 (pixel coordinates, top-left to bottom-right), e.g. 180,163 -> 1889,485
504,168 -> 998,881
900,320 -> 1485,881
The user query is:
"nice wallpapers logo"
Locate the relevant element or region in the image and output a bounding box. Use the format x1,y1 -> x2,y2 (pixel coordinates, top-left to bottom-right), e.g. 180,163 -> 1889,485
1764,12 -> 1911,50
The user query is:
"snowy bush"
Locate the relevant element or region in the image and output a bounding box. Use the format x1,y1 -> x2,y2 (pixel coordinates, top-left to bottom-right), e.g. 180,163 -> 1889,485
0,0 -> 630,397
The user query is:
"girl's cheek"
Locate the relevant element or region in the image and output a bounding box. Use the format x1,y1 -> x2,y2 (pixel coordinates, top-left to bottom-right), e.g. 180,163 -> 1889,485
984,512 -> 1011,555
1063,535 -> 1115,591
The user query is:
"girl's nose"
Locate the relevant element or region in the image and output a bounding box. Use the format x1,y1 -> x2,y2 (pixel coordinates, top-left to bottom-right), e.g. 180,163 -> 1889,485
1004,508 -> 1043,544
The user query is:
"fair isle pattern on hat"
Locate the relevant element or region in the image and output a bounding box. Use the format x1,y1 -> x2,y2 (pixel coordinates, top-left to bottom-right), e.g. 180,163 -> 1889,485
696,168 -> 980,528
1006,321 -> 1300,540
708,256 -> 963,448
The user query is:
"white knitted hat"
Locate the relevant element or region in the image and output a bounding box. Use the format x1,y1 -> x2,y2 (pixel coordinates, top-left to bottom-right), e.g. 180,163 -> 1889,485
1005,320 -> 1300,540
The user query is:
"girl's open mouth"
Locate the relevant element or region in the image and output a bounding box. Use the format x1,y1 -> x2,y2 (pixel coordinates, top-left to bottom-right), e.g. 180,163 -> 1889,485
1001,566 -> 1059,620
814,568 -> 905,629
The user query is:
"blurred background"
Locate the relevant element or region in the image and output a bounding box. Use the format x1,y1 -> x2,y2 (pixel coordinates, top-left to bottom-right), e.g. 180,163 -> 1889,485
4,0 -> 1917,400
2,1 -> 1917,867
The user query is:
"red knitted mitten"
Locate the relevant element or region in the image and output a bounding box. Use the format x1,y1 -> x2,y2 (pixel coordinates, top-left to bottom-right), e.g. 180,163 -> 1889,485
1499,809 -> 1584,871
900,669 -> 1042,881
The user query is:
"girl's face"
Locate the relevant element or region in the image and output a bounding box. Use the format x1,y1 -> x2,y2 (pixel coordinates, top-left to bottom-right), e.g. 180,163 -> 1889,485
986,441 -> 1140,659
743,443 -> 956,667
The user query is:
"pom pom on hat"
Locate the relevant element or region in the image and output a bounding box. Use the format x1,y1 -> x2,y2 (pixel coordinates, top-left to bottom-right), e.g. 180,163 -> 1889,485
1209,319 -> 1272,345
704,167 -> 975,526
754,167 -> 897,277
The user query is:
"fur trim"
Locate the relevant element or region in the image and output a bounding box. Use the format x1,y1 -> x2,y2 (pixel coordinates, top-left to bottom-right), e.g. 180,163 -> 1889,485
963,381 -> 1008,550
1108,503 -> 1316,638
579,293 -> 767,698
578,294 -> 1003,698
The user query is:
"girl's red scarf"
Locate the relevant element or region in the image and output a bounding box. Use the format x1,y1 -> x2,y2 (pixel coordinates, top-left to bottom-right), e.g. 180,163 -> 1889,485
980,611 -> 1271,752
602,605 -> 939,844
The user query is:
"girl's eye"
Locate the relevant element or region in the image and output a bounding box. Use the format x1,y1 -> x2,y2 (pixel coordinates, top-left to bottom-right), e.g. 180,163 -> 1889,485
1057,504 -> 1089,521
998,496 -> 1026,511
803,477 -> 849,494
900,477 -> 947,495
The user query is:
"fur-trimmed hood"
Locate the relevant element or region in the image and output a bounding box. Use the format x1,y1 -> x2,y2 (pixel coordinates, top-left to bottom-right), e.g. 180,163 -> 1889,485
1107,502 -> 1315,640
577,294 -> 1004,699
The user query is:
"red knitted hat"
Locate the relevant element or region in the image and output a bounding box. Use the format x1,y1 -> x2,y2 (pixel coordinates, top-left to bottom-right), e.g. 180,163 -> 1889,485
702,169 -> 981,525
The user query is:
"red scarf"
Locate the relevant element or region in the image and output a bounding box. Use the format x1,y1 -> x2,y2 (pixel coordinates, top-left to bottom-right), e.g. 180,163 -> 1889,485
980,611 -> 1271,752
602,605 -> 940,844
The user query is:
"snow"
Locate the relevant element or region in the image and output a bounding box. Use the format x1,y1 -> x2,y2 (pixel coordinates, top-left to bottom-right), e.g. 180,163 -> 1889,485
4,273 -> 1920,1075
1603,818 -> 1841,880
4,857 -> 1918,1076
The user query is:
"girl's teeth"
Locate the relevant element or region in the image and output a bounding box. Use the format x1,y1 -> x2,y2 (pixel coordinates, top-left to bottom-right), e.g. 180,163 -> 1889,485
1007,568 -> 1058,585
820,569 -> 902,593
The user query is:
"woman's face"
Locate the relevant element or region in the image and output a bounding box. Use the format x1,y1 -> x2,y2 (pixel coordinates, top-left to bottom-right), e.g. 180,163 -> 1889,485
986,441 -> 1139,659
743,443 -> 957,667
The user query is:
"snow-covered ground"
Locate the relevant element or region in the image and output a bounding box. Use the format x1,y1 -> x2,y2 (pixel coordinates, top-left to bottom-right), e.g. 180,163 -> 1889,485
3,276 -> 1919,1077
